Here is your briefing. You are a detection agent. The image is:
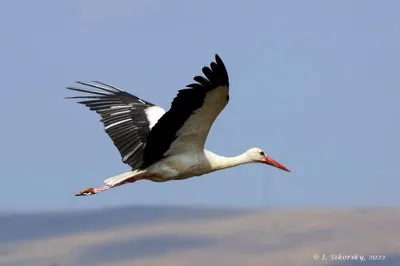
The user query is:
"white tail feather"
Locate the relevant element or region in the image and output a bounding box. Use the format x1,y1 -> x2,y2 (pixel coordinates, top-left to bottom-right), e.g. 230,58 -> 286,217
104,170 -> 146,187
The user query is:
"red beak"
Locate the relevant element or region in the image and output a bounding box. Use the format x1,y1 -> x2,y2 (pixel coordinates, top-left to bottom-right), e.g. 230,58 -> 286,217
263,157 -> 291,172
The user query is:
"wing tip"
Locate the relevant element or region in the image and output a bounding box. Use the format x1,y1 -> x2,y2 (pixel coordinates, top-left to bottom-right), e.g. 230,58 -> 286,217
211,53 -> 229,87
184,53 -> 229,90
214,54 -> 227,71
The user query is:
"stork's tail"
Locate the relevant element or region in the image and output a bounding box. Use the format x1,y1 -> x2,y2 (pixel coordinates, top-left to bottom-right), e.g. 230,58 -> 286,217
75,170 -> 146,196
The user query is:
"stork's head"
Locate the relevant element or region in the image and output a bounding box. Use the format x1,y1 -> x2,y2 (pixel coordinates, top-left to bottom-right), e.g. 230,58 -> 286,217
246,147 -> 291,172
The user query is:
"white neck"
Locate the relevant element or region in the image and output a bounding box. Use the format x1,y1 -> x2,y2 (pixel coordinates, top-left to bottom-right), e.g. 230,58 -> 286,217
210,152 -> 253,171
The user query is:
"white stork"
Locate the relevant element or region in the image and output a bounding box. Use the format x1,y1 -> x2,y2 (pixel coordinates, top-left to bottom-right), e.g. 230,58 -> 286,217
66,54 -> 290,196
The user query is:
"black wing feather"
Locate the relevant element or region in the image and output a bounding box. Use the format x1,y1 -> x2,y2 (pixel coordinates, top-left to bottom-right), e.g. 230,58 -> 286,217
141,54 -> 229,169
66,81 -> 162,170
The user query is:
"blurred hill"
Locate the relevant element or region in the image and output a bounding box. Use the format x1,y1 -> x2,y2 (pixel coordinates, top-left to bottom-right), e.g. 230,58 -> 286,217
1,207 -> 399,266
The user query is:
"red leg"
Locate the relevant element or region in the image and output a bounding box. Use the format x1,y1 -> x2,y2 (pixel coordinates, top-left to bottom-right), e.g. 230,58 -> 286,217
75,185 -> 111,196
75,175 -> 148,197
120,176 -> 142,185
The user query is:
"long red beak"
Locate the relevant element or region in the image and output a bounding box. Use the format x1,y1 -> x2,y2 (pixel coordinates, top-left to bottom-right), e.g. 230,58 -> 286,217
263,157 -> 291,172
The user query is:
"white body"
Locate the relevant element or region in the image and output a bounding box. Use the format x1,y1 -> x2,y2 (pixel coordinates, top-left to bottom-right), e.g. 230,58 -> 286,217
146,150 -> 246,181
104,148 -> 262,187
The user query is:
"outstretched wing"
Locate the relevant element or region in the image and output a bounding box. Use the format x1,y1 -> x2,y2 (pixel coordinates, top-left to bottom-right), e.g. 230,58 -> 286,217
66,81 -> 165,170
141,54 -> 230,169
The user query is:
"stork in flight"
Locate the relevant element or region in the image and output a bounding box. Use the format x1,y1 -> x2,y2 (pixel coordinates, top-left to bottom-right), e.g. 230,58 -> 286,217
66,54 -> 290,196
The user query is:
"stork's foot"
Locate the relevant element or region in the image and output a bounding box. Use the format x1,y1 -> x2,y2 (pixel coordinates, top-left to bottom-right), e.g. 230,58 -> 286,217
75,188 -> 95,196
75,185 -> 111,196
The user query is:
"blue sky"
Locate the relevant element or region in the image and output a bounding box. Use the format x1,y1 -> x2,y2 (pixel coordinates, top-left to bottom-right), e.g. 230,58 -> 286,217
4,0 -> 400,211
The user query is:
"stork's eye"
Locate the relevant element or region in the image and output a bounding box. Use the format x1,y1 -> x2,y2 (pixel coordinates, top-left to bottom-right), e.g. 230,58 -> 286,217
259,151 -> 265,156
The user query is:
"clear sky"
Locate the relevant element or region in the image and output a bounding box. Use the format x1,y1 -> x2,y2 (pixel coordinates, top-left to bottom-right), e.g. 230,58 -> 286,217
4,0 -> 400,211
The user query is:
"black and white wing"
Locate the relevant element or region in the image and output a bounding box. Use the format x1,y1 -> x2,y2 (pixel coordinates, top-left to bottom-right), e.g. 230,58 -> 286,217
66,81 -> 165,170
141,54 -> 230,169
